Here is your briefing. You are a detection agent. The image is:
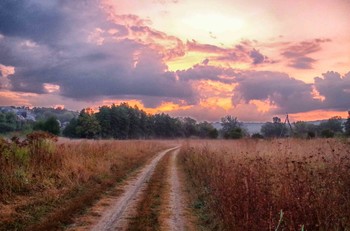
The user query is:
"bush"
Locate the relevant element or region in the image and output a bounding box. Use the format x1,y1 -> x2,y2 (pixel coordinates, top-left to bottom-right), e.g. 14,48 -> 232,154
251,133 -> 264,139
321,129 -> 334,138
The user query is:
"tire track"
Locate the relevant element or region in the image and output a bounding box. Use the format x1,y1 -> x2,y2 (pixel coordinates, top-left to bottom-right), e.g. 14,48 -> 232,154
90,146 -> 180,231
166,148 -> 187,231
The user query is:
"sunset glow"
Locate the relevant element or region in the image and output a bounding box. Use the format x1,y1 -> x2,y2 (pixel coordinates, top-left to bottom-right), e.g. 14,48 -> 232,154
0,0 -> 349,121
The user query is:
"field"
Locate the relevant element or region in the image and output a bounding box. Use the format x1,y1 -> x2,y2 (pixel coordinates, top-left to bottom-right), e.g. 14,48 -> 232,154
0,132 -> 173,230
179,139 -> 350,230
1,135 -> 350,230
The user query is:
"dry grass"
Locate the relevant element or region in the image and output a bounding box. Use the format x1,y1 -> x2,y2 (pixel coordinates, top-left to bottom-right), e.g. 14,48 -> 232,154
0,132 -> 172,230
127,151 -> 171,231
179,139 -> 350,230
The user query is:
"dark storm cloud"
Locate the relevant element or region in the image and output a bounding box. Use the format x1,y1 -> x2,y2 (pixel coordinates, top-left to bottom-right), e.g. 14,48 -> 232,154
0,0 -> 65,44
0,0 -> 196,107
281,39 -> 330,69
232,71 -> 322,113
314,71 -> 350,110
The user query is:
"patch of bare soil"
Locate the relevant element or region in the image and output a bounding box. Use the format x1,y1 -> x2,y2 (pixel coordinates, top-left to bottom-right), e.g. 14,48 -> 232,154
67,146 -> 179,231
162,148 -> 198,231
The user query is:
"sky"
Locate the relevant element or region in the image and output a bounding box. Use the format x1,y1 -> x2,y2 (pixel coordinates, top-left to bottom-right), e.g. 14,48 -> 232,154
0,0 -> 349,122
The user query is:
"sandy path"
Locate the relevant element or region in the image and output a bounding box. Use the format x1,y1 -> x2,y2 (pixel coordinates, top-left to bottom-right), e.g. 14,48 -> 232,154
166,148 -> 188,231
91,146 -> 179,231
68,146 -> 179,231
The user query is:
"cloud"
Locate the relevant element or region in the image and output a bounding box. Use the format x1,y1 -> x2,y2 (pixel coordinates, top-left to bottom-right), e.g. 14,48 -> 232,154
0,0 -> 194,107
202,58 -> 209,65
177,64 -> 236,83
250,49 -> 266,65
187,40 -> 226,53
187,40 -> 270,65
152,0 -> 179,4
232,71 -> 322,113
281,39 -> 330,69
314,71 -> 350,110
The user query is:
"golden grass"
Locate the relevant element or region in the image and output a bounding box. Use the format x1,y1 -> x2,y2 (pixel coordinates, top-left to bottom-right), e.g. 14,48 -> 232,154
179,138 -> 350,230
0,133 -> 173,230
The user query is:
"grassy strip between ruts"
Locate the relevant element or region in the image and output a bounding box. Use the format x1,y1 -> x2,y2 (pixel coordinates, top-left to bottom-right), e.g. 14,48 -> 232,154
127,150 -> 172,231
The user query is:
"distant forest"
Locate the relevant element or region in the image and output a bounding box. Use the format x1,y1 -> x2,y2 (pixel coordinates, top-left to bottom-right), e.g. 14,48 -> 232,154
1,103 -> 350,139
62,103 -> 219,139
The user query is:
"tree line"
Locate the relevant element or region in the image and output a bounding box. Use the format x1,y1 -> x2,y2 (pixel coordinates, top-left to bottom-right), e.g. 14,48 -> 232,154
62,103 -> 218,139
2,103 -> 350,139
61,103 -> 349,140
254,116 -> 350,138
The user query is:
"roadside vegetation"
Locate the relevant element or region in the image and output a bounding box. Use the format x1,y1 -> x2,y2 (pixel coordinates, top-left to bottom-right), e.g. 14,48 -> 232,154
0,132 -> 169,230
179,139 -> 350,230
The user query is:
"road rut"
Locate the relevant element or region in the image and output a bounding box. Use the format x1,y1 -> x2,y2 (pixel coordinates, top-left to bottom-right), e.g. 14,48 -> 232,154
90,146 -> 179,231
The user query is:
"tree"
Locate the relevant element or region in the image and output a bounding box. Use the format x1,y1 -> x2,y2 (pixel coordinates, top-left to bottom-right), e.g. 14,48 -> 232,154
318,116 -> 343,137
44,116 -> 60,135
95,106 -> 112,138
220,115 -> 245,139
33,116 -> 60,135
181,117 -> 198,138
0,112 -> 17,133
110,104 -> 130,139
63,118 -> 79,138
345,117 -> 350,136
75,109 -> 101,139
293,121 -> 318,138
197,121 -> 218,139
153,113 -> 182,138
261,117 -> 287,138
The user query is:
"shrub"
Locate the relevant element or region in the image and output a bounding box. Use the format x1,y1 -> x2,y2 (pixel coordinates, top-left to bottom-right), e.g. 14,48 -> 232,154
251,133 -> 264,139
321,129 -> 334,138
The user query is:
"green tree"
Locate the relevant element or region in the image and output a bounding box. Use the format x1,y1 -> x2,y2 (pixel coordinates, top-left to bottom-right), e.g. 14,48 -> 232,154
44,116 -> 60,135
197,121 -> 218,139
95,106 -> 112,138
261,117 -> 287,138
318,116 -> 343,137
0,112 -> 17,133
76,109 -> 101,139
345,117 -> 350,136
153,113 -> 182,138
63,118 -> 79,138
33,116 -> 60,135
220,115 -> 245,139
110,104 -> 130,139
181,117 -> 197,138
293,121 -> 318,138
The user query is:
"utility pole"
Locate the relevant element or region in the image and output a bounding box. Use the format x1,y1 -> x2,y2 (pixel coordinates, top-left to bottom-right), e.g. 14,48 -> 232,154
280,113 -> 293,137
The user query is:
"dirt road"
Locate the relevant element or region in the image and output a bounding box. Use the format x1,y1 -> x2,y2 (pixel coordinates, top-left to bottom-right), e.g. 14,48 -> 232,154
91,146 -> 179,231
165,148 -> 187,230
68,146 -> 194,231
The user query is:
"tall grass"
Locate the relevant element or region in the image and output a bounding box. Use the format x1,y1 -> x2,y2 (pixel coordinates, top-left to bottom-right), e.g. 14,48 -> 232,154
0,132 -> 171,229
179,139 -> 350,230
